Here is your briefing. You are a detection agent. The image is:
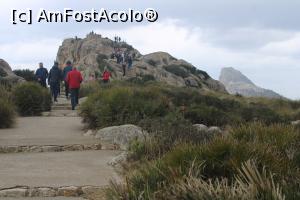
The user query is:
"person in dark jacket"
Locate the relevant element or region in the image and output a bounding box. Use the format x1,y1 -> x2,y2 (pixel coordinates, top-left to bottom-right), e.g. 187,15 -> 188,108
35,63 -> 48,88
122,62 -> 126,76
66,66 -> 83,110
48,61 -> 62,102
63,61 -> 73,99
128,56 -> 133,69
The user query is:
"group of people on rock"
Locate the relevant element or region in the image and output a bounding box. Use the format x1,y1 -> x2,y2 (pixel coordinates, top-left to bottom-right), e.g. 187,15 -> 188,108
111,48 -> 134,76
35,61 -> 83,110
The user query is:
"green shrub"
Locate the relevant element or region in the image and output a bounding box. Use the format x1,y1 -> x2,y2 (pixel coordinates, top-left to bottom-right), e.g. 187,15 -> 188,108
96,54 -> 109,72
79,81 -> 101,98
12,82 -> 51,116
108,123 -> 300,199
127,74 -> 156,85
161,160 -> 285,200
164,65 -> 189,78
41,88 -> 52,111
185,104 -> 229,126
240,104 -> 284,124
231,123 -> 298,151
80,86 -> 169,128
180,64 -> 211,80
13,69 -> 36,82
146,59 -> 157,67
0,98 -> 15,128
129,117 -> 211,161
0,86 -> 15,128
79,82 -> 290,129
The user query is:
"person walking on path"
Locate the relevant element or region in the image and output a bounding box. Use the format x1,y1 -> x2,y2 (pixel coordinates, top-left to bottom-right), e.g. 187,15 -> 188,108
63,61 -> 73,99
35,62 -> 48,88
66,66 -> 83,110
48,62 -> 62,102
122,62 -> 126,76
102,67 -> 111,83
128,56 -> 133,69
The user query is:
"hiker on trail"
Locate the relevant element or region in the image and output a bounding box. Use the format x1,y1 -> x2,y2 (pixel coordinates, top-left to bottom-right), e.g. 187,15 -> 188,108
66,66 -> 83,110
102,67 -> 111,83
116,53 -> 122,64
128,56 -> 133,69
63,61 -> 73,99
122,62 -> 126,76
48,61 -> 62,102
35,62 -> 48,88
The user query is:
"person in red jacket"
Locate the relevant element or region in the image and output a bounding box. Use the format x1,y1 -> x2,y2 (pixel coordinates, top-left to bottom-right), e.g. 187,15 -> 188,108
102,67 -> 111,83
66,66 -> 83,110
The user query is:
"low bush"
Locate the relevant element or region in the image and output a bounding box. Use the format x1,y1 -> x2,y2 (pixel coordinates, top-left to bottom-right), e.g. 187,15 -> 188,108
185,104 -> 229,126
107,123 -> 300,199
0,86 -> 15,128
127,74 -> 156,85
79,81 -> 101,98
80,86 -> 169,129
0,99 -> 15,128
164,65 -> 189,78
162,161 -> 285,200
80,82 -> 291,129
13,69 -> 36,82
146,59 -> 158,67
129,117 -> 211,161
12,82 -> 51,116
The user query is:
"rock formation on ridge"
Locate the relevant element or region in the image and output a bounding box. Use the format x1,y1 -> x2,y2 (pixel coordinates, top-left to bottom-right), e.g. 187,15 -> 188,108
56,32 -> 226,93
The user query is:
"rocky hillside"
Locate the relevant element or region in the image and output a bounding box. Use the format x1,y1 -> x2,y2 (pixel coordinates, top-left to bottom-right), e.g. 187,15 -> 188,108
56,32 -> 226,93
219,67 -> 283,98
0,59 -> 24,84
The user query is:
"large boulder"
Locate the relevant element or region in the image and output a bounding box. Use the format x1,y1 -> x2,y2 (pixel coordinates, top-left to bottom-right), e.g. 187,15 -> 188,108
56,32 -> 227,93
0,59 -> 24,84
95,124 -> 147,150
193,124 -> 209,132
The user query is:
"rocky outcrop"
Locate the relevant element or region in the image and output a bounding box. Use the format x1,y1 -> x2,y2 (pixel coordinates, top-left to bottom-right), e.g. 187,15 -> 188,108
56,32 -> 227,93
219,67 -> 283,98
0,59 -> 24,84
95,124 -> 146,150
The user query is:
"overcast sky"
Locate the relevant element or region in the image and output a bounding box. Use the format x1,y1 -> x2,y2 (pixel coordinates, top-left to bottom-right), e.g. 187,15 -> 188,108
1,0 -> 300,99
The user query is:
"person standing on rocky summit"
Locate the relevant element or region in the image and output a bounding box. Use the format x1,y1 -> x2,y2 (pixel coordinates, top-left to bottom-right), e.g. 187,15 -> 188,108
63,61 -> 73,99
35,62 -> 48,88
48,61 -> 62,102
66,66 -> 83,110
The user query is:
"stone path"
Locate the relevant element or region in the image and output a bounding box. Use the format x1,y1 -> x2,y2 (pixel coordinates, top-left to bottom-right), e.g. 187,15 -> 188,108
0,93 -> 122,199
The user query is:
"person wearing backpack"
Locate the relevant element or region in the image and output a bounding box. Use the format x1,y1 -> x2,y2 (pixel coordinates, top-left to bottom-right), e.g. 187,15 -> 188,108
48,61 -> 62,102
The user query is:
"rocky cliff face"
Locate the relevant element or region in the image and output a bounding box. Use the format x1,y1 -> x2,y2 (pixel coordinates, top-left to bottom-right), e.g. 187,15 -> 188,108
219,67 -> 283,98
0,59 -> 24,84
56,32 -> 226,93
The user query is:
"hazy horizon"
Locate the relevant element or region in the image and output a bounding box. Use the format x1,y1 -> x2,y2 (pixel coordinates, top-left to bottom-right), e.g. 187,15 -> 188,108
1,0 -> 300,99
